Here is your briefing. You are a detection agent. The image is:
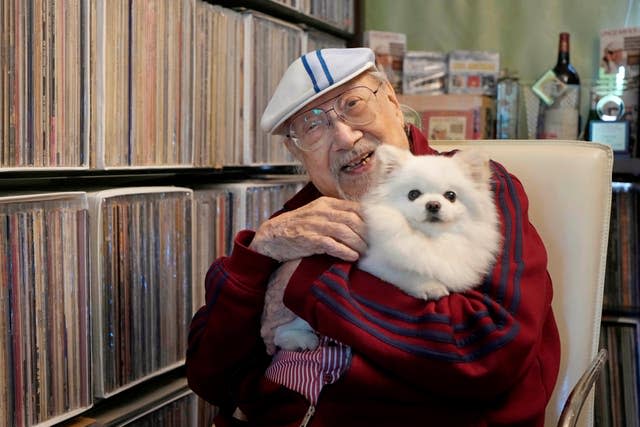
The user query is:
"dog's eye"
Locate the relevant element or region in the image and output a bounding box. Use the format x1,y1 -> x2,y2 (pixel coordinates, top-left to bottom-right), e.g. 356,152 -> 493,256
407,189 -> 422,201
443,191 -> 456,202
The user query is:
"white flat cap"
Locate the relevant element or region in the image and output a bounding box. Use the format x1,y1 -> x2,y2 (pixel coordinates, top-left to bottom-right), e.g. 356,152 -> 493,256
260,48 -> 377,135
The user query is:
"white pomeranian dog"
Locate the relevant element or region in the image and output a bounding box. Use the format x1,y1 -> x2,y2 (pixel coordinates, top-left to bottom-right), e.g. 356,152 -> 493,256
357,144 -> 501,300
260,144 -> 501,354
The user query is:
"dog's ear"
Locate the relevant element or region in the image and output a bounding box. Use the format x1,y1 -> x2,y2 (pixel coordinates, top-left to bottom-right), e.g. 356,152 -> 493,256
453,149 -> 492,184
375,144 -> 411,176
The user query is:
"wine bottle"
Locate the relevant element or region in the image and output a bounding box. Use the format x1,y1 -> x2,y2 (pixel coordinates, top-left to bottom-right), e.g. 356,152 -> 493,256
541,32 -> 581,139
553,32 -> 580,85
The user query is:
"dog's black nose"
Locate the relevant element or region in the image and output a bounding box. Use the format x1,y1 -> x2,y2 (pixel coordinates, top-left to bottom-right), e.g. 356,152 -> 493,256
426,201 -> 441,213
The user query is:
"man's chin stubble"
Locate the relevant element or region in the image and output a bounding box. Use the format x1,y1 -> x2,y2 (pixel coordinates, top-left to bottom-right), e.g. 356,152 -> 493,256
337,173 -> 375,201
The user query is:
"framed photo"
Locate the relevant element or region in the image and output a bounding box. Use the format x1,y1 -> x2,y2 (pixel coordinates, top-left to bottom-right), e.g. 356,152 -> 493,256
421,110 -> 474,140
589,120 -> 630,153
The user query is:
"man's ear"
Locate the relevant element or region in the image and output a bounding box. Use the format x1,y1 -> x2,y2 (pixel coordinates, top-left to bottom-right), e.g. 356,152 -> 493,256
382,81 -> 404,124
384,80 -> 399,104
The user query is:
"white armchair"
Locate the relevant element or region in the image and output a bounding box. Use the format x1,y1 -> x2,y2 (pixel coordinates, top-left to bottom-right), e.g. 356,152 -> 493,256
430,139 -> 613,427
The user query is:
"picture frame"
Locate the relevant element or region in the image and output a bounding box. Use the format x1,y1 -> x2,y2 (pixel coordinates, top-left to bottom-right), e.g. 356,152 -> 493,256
589,120 -> 630,153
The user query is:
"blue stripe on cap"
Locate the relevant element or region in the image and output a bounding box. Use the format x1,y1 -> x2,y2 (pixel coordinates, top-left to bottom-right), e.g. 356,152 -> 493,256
316,50 -> 334,86
301,53 -> 320,93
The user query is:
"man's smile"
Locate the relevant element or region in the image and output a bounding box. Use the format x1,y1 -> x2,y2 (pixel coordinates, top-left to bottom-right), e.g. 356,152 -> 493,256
341,151 -> 375,173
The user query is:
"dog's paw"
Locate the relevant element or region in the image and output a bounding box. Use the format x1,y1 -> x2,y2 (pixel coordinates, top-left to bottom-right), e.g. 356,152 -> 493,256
274,321 -> 320,352
418,281 -> 450,301
275,331 -> 320,352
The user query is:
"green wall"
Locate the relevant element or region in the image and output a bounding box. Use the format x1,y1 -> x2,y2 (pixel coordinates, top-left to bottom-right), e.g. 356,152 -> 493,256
363,0 -> 640,120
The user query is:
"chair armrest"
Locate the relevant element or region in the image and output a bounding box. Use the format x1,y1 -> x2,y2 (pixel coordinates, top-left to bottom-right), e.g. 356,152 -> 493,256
557,349 -> 608,427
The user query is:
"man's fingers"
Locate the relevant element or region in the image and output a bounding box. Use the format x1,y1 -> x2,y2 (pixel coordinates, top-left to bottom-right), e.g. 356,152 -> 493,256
315,235 -> 360,262
250,196 -> 368,261
316,222 -> 368,256
324,209 -> 367,241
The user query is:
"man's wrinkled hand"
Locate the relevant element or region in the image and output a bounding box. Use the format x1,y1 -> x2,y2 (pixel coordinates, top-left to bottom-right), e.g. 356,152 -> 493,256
249,196 -> 367,262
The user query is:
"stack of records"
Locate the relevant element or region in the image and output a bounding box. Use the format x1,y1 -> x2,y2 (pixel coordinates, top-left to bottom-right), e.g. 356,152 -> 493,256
304,0 -> 355,33
193,4 -> 245,167
70,377 -> 212,427
604,182 -> 639,310
243,11 -> 303,165
0,192 -> 91,426
88,187 -> 193,397
596,318 -> 640,427
192,187 -> 235,309
305,29 -> 347,52
0,1 -> 89,169
90,0 -> 195,168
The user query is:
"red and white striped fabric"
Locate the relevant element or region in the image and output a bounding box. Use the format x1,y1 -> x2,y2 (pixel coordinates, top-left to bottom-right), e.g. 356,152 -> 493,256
264,336 -> 351,404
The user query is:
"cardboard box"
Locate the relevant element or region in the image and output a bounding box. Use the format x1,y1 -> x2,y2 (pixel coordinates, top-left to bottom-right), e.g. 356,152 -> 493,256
398,94 -> 496,140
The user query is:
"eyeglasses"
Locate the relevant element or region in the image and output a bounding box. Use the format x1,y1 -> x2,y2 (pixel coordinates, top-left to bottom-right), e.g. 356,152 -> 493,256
287,82 -> 383,151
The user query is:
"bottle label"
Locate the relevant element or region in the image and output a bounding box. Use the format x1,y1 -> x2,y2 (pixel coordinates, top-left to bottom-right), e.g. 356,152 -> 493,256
541,85 -> 580,139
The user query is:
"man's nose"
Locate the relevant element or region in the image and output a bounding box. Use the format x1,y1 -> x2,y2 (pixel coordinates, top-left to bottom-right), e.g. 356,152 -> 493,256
328,117 -> 362,150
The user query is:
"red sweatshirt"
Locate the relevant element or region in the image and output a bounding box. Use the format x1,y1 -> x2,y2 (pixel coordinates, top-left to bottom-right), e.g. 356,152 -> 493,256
186,125 -> 560,426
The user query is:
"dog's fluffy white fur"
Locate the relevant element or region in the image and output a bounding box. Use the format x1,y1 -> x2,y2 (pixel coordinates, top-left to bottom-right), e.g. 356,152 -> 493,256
260,144 -> 501,353
358,144 -> 501,300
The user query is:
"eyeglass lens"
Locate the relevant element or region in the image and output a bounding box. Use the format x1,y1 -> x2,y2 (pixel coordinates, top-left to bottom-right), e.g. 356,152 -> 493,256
289,85 -> 378,148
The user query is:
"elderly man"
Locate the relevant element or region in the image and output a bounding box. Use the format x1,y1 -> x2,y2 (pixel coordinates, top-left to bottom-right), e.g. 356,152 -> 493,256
186,48 -> 560,427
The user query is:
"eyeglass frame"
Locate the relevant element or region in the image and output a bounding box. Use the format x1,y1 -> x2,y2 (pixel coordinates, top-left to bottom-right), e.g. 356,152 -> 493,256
285,80 -> 385,151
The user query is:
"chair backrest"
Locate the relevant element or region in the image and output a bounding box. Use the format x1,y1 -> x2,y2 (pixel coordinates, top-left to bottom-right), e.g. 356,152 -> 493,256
429,140 -> 613,427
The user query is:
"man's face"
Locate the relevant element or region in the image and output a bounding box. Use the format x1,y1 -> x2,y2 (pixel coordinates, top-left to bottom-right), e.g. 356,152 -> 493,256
284,73 -> 409,200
